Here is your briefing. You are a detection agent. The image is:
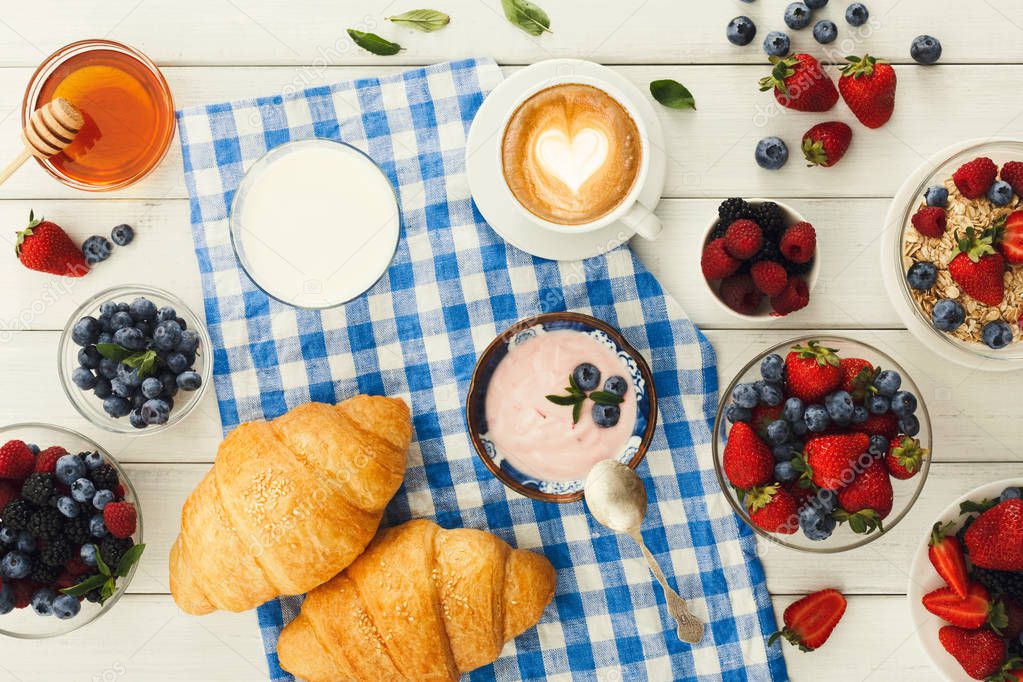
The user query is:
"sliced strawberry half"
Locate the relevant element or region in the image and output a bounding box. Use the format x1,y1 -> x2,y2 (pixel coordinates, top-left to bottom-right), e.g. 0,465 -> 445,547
928,521 -> 969,599
922,582 -> 1000,630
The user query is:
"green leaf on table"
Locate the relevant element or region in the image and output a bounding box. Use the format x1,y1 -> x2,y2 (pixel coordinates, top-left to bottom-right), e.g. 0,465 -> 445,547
115,543 -> 147,578
95,343 -> 133,362
60,573 -> 108,597
347,29 -> 403,55
649,79 -> 696,110
122,350 -> 159,379
500,0 -> 551,36
387,9 -> 451,32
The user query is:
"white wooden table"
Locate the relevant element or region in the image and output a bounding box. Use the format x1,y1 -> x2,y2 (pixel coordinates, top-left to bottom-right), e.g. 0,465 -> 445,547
0,1 -> 1020,679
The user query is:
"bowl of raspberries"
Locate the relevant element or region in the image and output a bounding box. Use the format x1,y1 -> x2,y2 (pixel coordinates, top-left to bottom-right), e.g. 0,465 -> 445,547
58,285 -> 212,433
0,423 -> 143,638
701,198 -> 819,319
908,479 -> 1023,680
712,336 -> 931,552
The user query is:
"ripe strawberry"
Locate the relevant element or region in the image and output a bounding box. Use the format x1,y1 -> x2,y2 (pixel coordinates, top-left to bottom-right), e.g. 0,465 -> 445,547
769,589 -> 847,652
701,238 -> 740,280
836,458 -> 892,532
750,261 -> 788,296
929,521 -> 969,599
948,227 -> 1005,307
102,501 -> 138,539
784,341 -> 842,402
746,485 -> 799,534
851,411 -> 899,440
953,157 -> 998,199
0,440 -> 35,480
779,222 -> 816,263
33,445 -> 67,474
759,53 -> 839,113
964,499 -> 1023,571
751,403 -> 785,442
801,432 -> 870,490
0,481 -> 18,511
723,422 -> 774,490
802,122 -> 852,168
14,211 -> 89,277
1001,161 -> 1023,197
922,582 -> 997,629
770,277 -> 810,316
839,358 -> 874,395
937,626 -> 1006,680
724,219 -> 763,260
884,435 -> 928,479
911,206 -> 947,238
998,210 -> 1023,265
719,273 -> 763,316
838,54 -> 897,129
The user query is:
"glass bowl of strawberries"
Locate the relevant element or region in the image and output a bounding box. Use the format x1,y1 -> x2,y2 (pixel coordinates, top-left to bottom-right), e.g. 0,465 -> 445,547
908,479 -> 1023,680
0,423 -> 144,638
712,335 -> 932,553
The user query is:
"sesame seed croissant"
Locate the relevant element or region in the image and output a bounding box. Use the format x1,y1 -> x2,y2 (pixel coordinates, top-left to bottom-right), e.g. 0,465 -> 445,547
277,519 -> 557,682
169,396 -> 411,615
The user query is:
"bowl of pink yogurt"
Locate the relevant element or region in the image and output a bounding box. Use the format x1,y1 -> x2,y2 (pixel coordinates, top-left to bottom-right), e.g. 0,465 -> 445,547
466,312 -> 657,503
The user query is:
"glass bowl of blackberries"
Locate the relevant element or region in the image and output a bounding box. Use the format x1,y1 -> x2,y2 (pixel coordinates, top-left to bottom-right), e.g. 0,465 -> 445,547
0,423 -> 143,638
711,335 -> 932,553
58,285 -> 212,434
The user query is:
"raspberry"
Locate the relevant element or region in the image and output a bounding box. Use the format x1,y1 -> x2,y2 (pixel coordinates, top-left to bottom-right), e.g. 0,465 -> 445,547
0,481 -> 18,512
64,556 -> 91,576
770,276 -> 810,316
701,238 -> 741,280
953,156 -> 997,199
0,440 -> 35,481
20,472 -> 54,507
11,580 -> 36,609
724,219 -> 763,260
34,446 -> 67,474
1001,161 -> 1023,197
103,501 -> 137,539
911,207 -> 947,238
779,222 -> 817,263
719,274 -> 763,315
54,570 -> 78,591
750,261 -> 789,296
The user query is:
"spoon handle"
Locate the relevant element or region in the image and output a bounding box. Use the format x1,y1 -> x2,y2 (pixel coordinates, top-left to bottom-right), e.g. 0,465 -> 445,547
629,531 -> 705,644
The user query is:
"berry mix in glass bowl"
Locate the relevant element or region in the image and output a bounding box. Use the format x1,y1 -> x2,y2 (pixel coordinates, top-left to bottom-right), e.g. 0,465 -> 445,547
0,423 -> 143,638
712,336 -> 931,553
58,285 -> 212,434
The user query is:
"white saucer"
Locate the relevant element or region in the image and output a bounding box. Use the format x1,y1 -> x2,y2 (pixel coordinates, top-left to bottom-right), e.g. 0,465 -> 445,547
465,59 -> 668,262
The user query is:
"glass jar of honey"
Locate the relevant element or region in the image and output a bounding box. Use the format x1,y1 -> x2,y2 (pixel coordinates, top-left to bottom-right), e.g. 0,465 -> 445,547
22,40 -> 175,191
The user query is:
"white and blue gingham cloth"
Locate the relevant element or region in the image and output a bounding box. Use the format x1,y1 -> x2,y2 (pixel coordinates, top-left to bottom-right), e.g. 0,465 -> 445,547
176,58 -> 786,682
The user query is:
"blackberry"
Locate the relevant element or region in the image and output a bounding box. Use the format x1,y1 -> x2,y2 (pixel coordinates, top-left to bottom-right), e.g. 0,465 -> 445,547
90,464 -> 119,492
718,197 -> 754,225
40,538 -> 71,566
782,256 -> 815,276
29,562 -> 60,585
63,516 -> 91,545
750,241 -> 783,265
2,499 -> 35,531
27,508 -> 63,541
971,566 -> 1023,600
100,536 -> 133,568
711,221 -> 728,240
752,202 -> 787,242
21,473 -> 54,507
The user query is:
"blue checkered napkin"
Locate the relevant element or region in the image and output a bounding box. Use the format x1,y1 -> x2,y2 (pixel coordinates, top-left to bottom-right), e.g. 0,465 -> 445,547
175,58 -> 787,682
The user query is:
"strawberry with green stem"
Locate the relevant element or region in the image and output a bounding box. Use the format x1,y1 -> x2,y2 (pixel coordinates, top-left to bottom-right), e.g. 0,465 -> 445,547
15,211 -> 89,277
948,226 -> 1005,307
929,521 -> 969,599
802,122 -> 853,168
838,54 -> 897,129
759,54 -> 839,113
769,589 -> 847,652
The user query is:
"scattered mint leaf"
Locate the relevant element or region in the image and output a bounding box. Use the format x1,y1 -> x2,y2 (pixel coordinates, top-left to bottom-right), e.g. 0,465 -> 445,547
387,9 -> 450,32
501,0 -> 551,36
347,29 -> 403,55
649,80 -> 696,110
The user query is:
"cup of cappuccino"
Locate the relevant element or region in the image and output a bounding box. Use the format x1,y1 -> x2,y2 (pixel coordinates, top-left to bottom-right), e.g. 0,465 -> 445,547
499,74 -> 661,240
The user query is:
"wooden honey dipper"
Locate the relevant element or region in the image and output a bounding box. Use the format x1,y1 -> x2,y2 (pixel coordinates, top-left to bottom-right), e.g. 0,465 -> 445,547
0,98 -> 84,186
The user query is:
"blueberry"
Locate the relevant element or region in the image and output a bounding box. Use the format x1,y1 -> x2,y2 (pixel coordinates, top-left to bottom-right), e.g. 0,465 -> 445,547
132,391 -> 146,410
99,301 -> 117,317
755,137 -> 789,170
109,311 -> 134,331
924,185 -> 949,207
176,370 -> 202,392
102,396 -> 132,419
804,404 -> 830,432
115,302 -> 129,313
57,496 -> 79,518
93,489 -> 114,510
0,527 -> 15,544
592,403 -> 620,428
84,451 -> 104,470
113,326 -> 146,351
733,383 -> 760,408
175,317 -> 188,331
175,329 -> 199,354
873,369 -> 902,397
791,419 -> 809,437
572,363 -> 601,392
155,307 -> 176,324
773,443 -> 796,462
52,594 -> 81,620
760,354 -> 784,382
129,410 -> 148,429
999,487 -> 1022,502
603,376 -> 628,398
911,34 -> 942,65
805,0 -> 828,7
117,363 -> 143,388
71,477 -> 96,503
868,435 -> 890,457
89,515 -> 108,538
166,352 -> 189,375
81,235 -> 113,265
140,377 -> 163,399
726,404 -> 752,423
799,505 -> 836,541
0,584 -> 13,615
77,345 -> 102,369
783,397 -> 805,423
756,381 -> 783,407
26,443 -> 39,455
129,297 -> 158,322
72,366 -> 97,390
55,453 -> 86,485
16,531 -> 36,553
982,321 -> 1014,350
784,2 -> 812,30
812,19 -> 837,43
906,262 -> 938,291
767,419 -> 790,445
899,414 -> 921,437
727,16 -> 757,46
845,2 -> 869,26
931,299 -> 966,332
775,461 -> 798,482
988,180 -> 1014,206
868,394 -> 890,415
153,320 -> 182,352
71,316 -> 100,346
110,378 -> 132,399
852,405 -> 869,424
80,543 -> 98,566
159,371 -> 179,398
141,399 -> 171,425
97,332 -> 114,345
110,223 -> 135,246
891,391 -> 918,417
31,588 -> 57,616
0,550 -> 31,579
763,31 -> 791,57
825,390 -> 855,424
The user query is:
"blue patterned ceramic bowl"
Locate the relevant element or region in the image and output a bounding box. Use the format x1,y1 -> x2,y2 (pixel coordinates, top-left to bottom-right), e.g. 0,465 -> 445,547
466,312 -> 657,503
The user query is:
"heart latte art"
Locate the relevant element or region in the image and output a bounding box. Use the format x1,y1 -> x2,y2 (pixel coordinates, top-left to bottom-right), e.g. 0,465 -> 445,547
502,84 -> 642,225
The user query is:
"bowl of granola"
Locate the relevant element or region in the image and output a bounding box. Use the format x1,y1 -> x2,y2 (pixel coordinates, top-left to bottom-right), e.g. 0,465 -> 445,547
883,139 -> 1023,370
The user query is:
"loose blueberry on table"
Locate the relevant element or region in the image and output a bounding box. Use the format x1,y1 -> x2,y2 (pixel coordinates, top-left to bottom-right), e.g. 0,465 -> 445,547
70,296 -> 202,428
545,363 -> 628,428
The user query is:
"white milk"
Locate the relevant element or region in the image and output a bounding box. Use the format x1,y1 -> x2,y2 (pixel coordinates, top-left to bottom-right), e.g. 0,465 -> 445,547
231,139 -> 400,308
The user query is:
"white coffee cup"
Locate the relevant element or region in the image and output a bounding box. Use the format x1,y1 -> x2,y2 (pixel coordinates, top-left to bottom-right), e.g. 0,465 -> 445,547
497,73 -> 662,241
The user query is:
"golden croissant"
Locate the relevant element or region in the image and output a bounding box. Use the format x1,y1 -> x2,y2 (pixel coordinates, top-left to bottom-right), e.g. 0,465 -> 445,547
169,396 -> 411,615
278,519 -> 556,682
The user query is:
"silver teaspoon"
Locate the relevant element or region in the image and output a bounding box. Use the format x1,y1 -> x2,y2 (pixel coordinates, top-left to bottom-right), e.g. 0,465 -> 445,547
583,459 -> 705,644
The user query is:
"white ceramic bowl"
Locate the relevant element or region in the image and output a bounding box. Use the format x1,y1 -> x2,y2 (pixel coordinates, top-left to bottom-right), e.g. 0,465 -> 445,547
701,198 -> 820,321
907,478 -> 1023,680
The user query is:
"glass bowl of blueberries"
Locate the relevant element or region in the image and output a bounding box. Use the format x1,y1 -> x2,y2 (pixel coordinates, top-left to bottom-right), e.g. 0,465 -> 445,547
711,335 -> 932,553
58,285 -> 212,434
0,423 -> 143,638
